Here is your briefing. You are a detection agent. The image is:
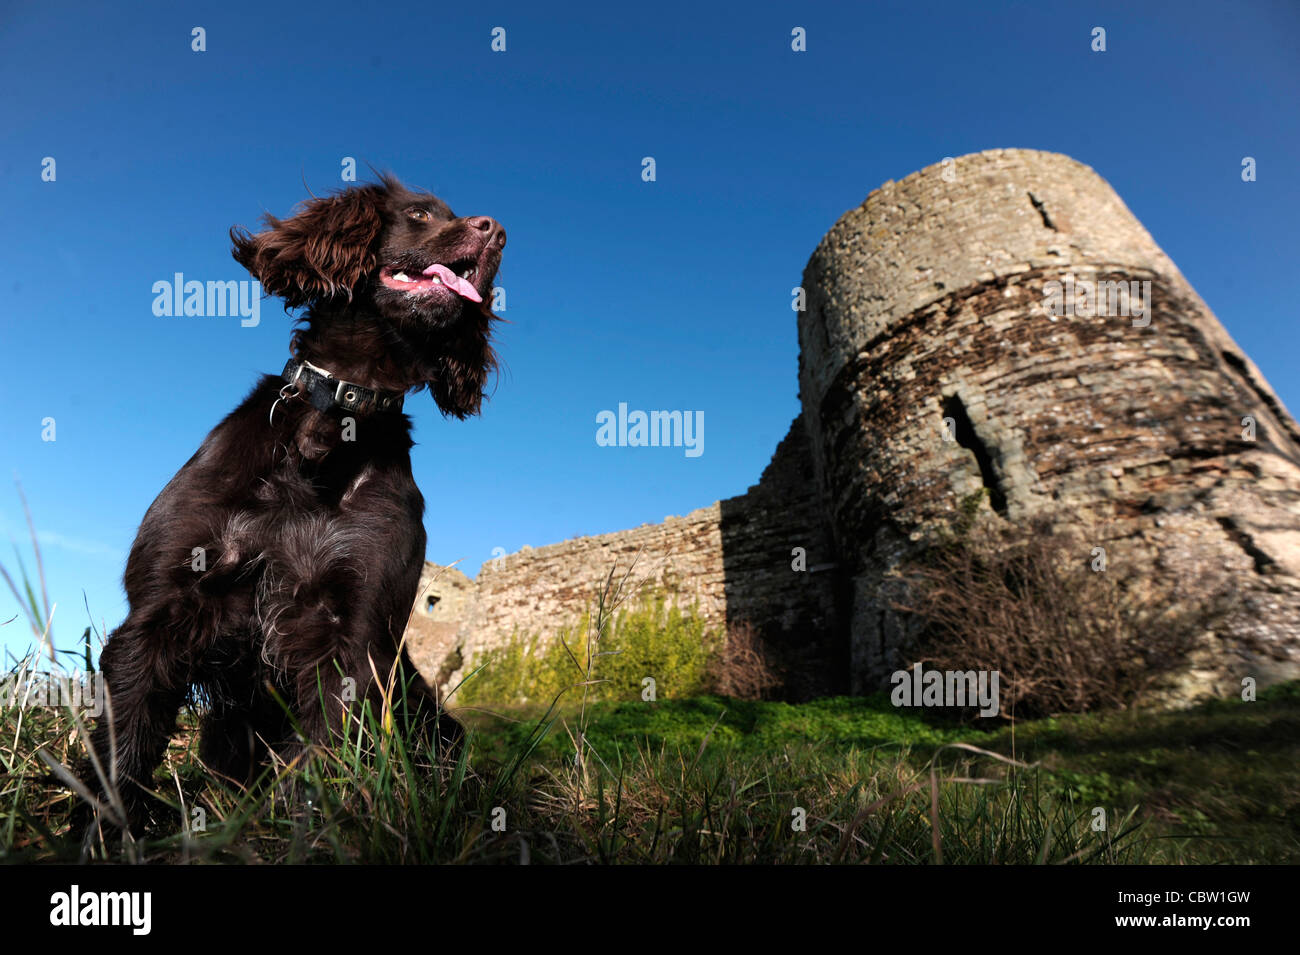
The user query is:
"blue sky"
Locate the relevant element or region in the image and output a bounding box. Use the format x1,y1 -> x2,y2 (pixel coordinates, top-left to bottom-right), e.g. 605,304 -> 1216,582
2,0 -> 1297,661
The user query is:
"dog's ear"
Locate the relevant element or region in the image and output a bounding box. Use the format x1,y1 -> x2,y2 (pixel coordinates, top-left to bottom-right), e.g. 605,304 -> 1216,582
231,184 -> 386,308
430,310 -> 499,419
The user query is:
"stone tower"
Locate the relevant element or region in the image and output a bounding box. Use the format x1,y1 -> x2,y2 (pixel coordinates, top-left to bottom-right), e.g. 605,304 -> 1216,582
798,148 -> 1300,695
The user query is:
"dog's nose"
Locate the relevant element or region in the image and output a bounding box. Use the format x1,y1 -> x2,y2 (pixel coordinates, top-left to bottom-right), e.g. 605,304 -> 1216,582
467,216 -> 506,250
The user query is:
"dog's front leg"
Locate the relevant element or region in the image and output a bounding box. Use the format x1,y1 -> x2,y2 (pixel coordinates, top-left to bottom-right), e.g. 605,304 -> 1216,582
88,618 -> 191,832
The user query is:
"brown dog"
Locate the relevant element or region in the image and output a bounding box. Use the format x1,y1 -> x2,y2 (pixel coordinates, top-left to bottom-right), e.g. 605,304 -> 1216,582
89,175 -> 504,828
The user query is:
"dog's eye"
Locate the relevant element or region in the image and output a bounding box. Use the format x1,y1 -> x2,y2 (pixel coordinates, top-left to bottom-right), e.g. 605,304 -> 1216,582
406,208 -> 431,222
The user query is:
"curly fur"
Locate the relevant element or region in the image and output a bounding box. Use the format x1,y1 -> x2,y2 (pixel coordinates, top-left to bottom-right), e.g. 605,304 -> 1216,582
88,175 -> 506,830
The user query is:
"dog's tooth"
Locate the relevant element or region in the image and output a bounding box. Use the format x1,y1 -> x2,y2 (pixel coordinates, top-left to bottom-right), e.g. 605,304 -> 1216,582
393,272 -> 410,282
431,275 -> 442,284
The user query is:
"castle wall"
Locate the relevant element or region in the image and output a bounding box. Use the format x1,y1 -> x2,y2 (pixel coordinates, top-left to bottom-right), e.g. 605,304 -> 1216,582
439,501 -> 728,697
407,148 -> 1300,704
718,414 -> 845,696
798,148 -> 1300,693
406,415 -> 842,700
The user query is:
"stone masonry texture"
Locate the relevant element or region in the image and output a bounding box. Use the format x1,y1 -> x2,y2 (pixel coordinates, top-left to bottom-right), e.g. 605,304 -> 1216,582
800,148 -> 1300,695
404,415 -> 844,700
406,148 -> 1300,703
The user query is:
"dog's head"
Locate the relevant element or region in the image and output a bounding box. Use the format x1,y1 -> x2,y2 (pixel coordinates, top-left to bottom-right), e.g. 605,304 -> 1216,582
231,175 -> 506,417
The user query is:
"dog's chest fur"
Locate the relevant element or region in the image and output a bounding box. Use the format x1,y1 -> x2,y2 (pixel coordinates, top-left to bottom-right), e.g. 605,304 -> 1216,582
163,380 -> 423,655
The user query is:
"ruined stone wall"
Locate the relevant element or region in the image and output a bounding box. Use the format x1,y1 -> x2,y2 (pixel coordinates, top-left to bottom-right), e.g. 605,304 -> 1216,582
405,415 -> 842,699
719,414 -> 845,696
407,147 -> 1300,704
403,564 -> 475,689
798,148 -> 1300,694
437,502 -> 727,696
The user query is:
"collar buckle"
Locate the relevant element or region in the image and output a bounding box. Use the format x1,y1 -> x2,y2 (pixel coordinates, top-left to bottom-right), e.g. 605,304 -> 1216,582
279,359 -> 405,417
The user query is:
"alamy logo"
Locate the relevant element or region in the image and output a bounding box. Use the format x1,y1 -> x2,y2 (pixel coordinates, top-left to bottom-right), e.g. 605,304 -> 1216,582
152,273 -> 261,327
1041,275 -> 1151,327
49,885 -> 151,935
890,663 -> 1000,717
596,402 -> 704,458
1,671 -> 104,717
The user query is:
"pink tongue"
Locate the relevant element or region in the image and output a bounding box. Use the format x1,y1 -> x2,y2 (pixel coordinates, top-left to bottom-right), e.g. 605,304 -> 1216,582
422,263 -> 482,303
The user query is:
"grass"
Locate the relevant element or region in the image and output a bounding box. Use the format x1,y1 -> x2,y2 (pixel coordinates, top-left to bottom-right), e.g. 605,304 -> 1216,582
3,494 -> 1296,865
460,683 -> 1300,863
2,660 -> 1296,863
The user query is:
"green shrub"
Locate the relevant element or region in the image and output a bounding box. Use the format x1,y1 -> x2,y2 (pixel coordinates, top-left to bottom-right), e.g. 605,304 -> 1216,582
459,592 -> 721,706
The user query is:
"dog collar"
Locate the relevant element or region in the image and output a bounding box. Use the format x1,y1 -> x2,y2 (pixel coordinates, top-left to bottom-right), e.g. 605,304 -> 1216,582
281,359 -> 406,416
